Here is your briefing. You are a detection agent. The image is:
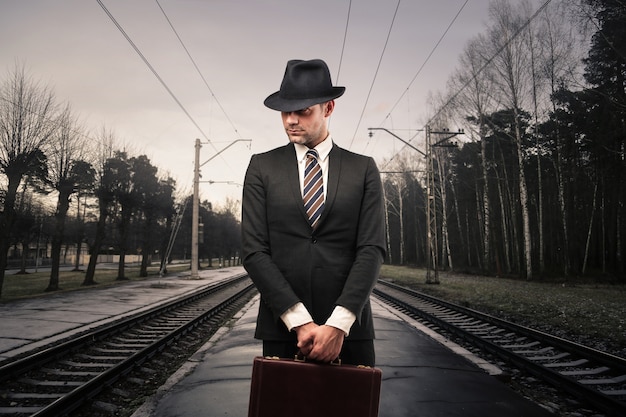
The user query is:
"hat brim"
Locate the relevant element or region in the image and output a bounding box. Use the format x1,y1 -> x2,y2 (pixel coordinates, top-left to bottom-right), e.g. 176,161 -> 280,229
264,87 -> 345,112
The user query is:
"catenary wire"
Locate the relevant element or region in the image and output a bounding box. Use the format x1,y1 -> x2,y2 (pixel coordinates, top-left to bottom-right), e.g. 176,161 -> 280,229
335,0 -> 352,84
96,0 -> 212,144
367,0 -> 468,163
330,0 -> 352,132
382,0 -> 553,166
347,0 -> 402,150
155,0 -> 242,141
378,0 -> 469,129
423,0 -> 553,129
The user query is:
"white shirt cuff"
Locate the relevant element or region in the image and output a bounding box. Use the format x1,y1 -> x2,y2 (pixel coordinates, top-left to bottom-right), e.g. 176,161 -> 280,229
281,303 -> 356,336
325,305 -> 356,336
280,302 -> 313,331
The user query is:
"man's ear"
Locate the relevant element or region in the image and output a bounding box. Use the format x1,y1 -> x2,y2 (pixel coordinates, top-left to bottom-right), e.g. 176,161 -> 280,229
324,100 -> 335,117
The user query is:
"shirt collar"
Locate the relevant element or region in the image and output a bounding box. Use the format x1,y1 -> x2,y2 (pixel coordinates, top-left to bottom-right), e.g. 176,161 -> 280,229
294,136 -> 333,162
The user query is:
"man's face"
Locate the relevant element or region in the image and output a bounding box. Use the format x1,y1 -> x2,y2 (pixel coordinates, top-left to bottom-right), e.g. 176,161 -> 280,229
281,101 -> 334,148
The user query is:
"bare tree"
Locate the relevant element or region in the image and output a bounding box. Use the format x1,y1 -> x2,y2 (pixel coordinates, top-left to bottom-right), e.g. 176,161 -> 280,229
380,173 -> 393,264
525,1 -> 548,276
44,105 -> 95,291
387,174 -> 407,264
538,1 -> 588,276
13,184 -> 46,274
0,64 -> 58,296
487,0 -> 535,279
83,128 -> 116,286
381,152 -> 423,265
427,93 -> 458,272
449,33 -> 497,273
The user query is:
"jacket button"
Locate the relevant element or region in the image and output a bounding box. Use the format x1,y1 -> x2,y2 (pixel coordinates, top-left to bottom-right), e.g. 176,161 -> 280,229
311,237 -> 317,244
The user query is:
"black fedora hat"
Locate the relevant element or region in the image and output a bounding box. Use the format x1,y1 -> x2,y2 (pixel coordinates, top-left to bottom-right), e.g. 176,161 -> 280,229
264,59 -> 345,112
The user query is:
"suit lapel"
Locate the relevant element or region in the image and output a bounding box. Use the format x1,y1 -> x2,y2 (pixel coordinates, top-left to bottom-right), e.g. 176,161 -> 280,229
317,144 -> 341,229
283,142 -> 343,229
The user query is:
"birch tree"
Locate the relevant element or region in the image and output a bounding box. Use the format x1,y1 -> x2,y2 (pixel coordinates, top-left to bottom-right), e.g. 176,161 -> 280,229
450,33 -> 497,273
385,175 -> 406,264
537,2 -> 587,276
487,0 -> 534,279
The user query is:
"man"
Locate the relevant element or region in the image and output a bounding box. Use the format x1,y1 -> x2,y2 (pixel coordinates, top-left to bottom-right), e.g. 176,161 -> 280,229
241,59 -> 385,366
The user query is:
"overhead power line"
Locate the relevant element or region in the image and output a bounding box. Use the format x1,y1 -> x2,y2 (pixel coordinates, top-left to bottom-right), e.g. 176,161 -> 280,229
366,0 -> 468,165
380,0 -> 469,127
348,0 -> 402,150
425,0 -> 553,127
335,0 -> 352,84
382,0 -> 553,167
155,0 -> 242,140
96,0 -> 212,143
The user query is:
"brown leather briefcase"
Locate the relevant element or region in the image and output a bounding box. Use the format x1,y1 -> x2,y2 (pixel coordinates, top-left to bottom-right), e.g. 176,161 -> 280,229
248,356 -> 382,417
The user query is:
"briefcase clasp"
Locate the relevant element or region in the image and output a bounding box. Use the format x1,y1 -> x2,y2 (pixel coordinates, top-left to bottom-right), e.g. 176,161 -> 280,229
294,352 -> 341,365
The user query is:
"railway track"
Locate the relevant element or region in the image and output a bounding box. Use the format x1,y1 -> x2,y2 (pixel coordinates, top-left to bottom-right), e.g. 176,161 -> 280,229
0,273 -> 256,417
374,279 -> 626,417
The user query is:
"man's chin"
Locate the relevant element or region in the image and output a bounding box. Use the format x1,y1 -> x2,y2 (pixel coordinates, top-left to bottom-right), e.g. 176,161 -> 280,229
288,135 -> 306,144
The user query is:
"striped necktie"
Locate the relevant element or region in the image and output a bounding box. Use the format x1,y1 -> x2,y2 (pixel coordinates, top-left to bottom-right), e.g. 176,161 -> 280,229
303,149 -> 324,229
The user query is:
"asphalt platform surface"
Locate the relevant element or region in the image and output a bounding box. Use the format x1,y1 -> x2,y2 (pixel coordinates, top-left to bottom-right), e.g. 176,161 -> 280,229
0,266 -> 243,361
0,266 -> 554,416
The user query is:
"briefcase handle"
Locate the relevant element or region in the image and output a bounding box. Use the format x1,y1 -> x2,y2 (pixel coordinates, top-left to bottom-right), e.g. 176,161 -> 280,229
294,351 -> 342,365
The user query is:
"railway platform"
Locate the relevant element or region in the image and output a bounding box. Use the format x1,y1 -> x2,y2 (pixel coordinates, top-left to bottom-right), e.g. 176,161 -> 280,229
130,280 -> 554,416
0,266 -> 244,362
0,266 -> 554,416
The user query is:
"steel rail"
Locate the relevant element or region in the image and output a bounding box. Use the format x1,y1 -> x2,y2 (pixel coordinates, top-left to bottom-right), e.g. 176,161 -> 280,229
0,273 -> 248,381
32,282 -> 255,417
0,273 -> 254,417
374,279 -> 626,417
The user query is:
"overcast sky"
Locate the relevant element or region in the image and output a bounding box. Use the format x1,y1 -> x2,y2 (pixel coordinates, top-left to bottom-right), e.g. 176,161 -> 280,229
1,0 -> 495,206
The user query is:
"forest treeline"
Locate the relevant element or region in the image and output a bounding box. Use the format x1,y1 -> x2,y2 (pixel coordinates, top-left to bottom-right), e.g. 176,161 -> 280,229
0,0 -> 624,298
0,75 -> 241,297
381,0 -> 625,280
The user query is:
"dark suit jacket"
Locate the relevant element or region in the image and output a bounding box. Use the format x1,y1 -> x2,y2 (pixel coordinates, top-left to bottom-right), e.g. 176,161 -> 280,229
241,142 -> 386,341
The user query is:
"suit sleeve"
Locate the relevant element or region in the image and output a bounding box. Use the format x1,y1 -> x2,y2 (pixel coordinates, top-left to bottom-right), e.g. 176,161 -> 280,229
336,157 -> 386,322
241,154 -> 302,321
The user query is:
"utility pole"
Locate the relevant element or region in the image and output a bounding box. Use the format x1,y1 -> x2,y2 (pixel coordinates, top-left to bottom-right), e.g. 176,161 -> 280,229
425,126 -> 437,283
191,138 -> 251,279
425,127 -> 464,284
191,139 -> 201,279
369,127 -> 462,284
368,128 -> 436,281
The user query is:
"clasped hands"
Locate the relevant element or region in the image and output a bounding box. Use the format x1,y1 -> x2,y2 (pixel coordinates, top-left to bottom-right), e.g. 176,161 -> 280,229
294,322 -> 345,363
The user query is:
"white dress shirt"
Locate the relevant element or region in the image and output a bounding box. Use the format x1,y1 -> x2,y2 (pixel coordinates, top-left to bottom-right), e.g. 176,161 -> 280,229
281,136 -> 357,336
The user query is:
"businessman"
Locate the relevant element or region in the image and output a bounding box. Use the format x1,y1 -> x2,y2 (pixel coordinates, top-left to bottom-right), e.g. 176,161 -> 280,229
241,59 -> 385,366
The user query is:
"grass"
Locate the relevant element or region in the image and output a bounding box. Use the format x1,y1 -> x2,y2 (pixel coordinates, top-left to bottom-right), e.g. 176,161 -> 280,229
3,263 -> 624,356
379,265 -> 626,354
0,263 -> 191,302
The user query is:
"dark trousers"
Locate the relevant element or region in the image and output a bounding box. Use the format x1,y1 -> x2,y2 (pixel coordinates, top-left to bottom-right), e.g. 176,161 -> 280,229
262,340 -> 375,367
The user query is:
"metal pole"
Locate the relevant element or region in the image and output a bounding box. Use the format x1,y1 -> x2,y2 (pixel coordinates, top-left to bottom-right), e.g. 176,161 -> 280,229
426,125 -> 439,284
367,127 -> 426,157
368,127 -> 437,282
427,128 -> 462,283
190,138 -> 251,279
369,126 -> 461,284
191,138 -> 201,279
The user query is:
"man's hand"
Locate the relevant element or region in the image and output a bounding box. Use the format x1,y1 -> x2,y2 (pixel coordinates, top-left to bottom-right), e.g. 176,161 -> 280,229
297,324 -> 345,363
294,322 -> 318,356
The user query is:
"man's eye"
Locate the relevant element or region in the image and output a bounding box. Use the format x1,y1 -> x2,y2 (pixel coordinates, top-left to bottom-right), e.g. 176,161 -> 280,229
297,108 -> 311,116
